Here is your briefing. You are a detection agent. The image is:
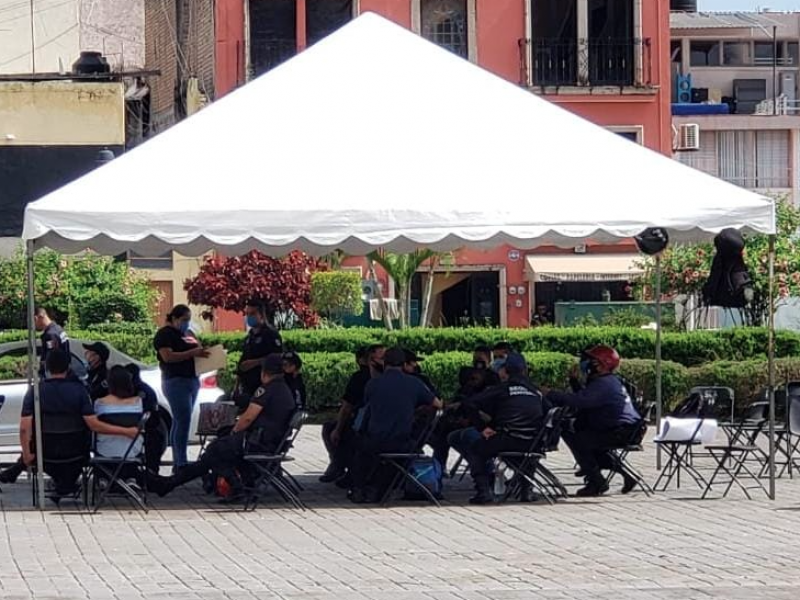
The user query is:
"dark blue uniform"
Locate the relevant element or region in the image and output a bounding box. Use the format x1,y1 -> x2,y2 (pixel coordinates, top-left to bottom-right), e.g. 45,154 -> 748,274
547,374 -> 642,484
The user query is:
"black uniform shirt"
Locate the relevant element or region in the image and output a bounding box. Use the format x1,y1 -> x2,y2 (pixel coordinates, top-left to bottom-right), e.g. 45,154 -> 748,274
153,326 -> 198,380
250,376 -> 297,448
86,364 -> 109,400
464,376 -> 547,434
285,373 -> 307,409
238,325 -> 283,394
40,322 -> 70,373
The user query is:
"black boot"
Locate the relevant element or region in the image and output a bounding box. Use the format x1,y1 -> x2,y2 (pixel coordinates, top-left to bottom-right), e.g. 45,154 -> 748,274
319,463 -> 344,483
469,475 -> 494,505
0,459 -> 25,484
576,473 -> 609,498
171,461 -> 208,487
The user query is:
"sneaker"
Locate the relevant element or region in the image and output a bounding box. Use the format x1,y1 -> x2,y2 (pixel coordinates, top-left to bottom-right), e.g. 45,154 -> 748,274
319,466 -> 344,483
468,492 -> 495,505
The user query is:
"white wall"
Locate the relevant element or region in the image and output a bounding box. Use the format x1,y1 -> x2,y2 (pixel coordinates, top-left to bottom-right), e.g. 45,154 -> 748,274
0,0 -> 144,75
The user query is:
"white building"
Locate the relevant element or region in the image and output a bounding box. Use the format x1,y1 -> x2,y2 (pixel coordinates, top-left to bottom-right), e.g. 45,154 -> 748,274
0,0 -> 144,74
671,11 -> 800,202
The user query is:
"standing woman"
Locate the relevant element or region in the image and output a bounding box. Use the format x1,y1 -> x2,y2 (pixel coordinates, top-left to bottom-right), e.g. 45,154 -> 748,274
153,305 -> 209,471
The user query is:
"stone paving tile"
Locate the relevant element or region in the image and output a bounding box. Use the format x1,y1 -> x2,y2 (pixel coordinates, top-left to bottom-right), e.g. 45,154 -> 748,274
1,426 -> 800,599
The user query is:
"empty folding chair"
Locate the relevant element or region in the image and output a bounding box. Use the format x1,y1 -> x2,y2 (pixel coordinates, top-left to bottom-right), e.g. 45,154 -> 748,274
378,409 -> 444,507
88,413 -> 149,512
242,410 -> 307,511
689,386 -> 735,425
653,416 -> 711,492
702,401 -> 769,499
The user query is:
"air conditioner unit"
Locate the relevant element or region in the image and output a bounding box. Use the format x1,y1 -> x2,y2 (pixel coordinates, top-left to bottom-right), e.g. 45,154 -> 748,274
677,123 -> 700,151
361,280 -> 377,300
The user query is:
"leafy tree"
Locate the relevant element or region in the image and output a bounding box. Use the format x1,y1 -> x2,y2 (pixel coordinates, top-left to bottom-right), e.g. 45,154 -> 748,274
0,248 -> 156,329
368,249 -> 436,329
639,197 -> 800,327
184,250 -> 322,328
311,271 -> 364,324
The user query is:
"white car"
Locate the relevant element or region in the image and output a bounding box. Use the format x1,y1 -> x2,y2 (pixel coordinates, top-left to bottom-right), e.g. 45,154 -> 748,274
0,339 -> 224,448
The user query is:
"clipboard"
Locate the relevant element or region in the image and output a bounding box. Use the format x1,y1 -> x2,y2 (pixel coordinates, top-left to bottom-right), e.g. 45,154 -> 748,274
194,344 -> 227,374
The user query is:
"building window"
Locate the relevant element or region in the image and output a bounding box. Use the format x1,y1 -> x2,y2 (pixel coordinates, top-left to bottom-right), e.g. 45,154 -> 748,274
306,0 -> 353,46
723,41 -> 749,66
248,0 -> 353,78
608,126 -> 643,144
420,0 -> 468,58
128,251 -> 174,270
690,41 -> 720,66
531,0 -> 578,85
678,130 -> 790,190
530,0 -> 638,87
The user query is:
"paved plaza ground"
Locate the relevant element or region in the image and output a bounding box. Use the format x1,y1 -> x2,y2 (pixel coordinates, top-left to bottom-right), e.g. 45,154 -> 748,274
1,426 -> 800,600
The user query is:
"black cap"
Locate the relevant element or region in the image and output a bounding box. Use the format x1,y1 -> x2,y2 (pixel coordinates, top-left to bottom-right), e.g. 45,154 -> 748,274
384,347 -> 406,368
261,353 -> 285,375
83,342 -> 110,363
403,349 -> 424,363
282,351 -> 303,369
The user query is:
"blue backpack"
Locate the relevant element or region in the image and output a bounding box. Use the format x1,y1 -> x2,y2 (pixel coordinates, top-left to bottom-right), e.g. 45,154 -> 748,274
403,457 -> 443,500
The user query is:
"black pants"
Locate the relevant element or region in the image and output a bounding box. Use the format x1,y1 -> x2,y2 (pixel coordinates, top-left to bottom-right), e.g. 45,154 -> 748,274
451,429 -> 534,486
350,435 -> 413,495
321,420 -> 357,473
561,425 -> 639,482
172,431 -> 276,493
45,461 -> 86,495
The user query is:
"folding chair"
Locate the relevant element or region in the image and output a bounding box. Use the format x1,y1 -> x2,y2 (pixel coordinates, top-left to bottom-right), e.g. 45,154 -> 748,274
378,409 -> 444,507
702,401 -> 769,499
242,410 -> 307,511
498,407 -> 568,505
31,421 -> 92,508
689,386 -> 735,425
603,418 -> 653,495
653,417 -> 710,492
89,413 -> 150,513
778,388 -> 800,478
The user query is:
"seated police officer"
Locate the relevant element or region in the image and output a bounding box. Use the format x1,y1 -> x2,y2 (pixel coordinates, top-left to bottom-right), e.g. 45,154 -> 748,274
319,344 -> 385,484
545,345 -> 641,497
83,341 -> 111,400
349,347 -> 442,503
151,354 -> 296,502
449,353 -> 547,505
282,351 -> 307,409
234,299 -> 283,409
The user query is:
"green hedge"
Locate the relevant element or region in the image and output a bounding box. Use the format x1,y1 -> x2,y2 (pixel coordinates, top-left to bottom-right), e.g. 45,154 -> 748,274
3,326 -> 798,367
201,327 -> 799,367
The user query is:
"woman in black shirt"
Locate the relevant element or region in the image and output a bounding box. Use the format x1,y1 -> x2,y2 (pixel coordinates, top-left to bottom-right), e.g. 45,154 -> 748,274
153,304 -> 208,470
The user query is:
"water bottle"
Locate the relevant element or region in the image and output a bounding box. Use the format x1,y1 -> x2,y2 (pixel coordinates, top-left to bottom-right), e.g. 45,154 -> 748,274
493,460 -> 506,496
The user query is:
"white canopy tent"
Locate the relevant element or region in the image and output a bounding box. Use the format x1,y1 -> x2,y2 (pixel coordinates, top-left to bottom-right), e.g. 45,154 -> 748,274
22,13 -> 777,507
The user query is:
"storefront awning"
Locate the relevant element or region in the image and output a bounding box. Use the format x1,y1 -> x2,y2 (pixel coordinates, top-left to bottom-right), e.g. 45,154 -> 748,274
525,254 -> 644,282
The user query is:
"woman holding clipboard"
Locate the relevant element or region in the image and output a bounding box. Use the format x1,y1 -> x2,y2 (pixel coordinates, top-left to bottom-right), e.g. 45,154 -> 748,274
153,304 -> 210,471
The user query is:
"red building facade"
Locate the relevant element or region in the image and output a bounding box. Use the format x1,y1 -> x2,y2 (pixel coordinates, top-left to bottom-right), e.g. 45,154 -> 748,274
208,0 -> 672,329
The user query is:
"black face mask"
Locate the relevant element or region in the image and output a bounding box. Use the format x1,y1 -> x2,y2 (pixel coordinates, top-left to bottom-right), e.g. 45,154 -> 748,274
473,360 -> 487,370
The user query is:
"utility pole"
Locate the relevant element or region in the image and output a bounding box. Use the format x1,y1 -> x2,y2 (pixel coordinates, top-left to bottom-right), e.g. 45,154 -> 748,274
772,25 -> 778,116
29,0 -> 35,73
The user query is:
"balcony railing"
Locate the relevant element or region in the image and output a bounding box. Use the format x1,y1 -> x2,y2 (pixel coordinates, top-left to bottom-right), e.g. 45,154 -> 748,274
249,39 -> 297,79
519,38 -> 652,88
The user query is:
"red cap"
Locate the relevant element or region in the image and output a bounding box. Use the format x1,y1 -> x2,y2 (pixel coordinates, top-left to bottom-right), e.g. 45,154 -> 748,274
584,345 -> 620,372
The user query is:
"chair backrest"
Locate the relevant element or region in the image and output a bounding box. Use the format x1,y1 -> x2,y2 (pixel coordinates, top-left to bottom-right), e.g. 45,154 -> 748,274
39,413 -> 91,461
413,409 -> 443,452
99,412 -> 150,462
540,406 -> 566,453
689,386 -> 734,423
788,395 -> 800,436
277,410 -> 307,456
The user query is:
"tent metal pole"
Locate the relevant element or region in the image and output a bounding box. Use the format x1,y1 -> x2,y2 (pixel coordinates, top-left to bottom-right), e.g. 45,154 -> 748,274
26,240 -> 46,509
655,254 -> 663,470
768,234 -> 777,500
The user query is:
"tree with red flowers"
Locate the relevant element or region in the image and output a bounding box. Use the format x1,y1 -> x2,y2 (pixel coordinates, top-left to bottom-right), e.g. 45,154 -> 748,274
639,197 -> 800,327
184,250 -> 322,327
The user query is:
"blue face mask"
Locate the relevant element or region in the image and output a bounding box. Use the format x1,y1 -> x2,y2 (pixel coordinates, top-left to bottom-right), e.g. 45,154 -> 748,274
491,359 -> 505,373
179,321 -> 190,335
246,315 -> 259,328
579,359 -> 592,375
